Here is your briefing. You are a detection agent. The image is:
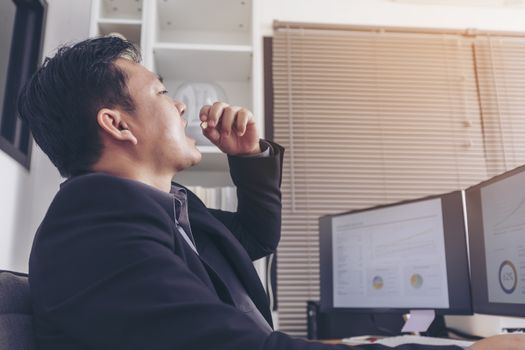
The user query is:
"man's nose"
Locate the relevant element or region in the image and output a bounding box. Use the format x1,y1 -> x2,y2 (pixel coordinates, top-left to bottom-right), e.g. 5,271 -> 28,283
174,100 -> 186,116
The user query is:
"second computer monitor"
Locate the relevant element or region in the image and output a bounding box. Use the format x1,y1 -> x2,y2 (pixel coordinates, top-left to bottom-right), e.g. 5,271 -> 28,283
466,165 -> 525,317
319,191 -> 472,314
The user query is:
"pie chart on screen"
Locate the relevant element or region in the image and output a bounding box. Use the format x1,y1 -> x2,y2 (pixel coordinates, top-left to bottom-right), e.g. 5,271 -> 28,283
372,276 -> 384,290
410,273 -> 424,289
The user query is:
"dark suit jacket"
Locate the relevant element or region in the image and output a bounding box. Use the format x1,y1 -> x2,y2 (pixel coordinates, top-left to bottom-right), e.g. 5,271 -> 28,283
28,143 -> 462,350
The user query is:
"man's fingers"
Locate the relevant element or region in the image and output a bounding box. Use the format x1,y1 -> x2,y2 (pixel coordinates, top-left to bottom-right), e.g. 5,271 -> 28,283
235,109 -> 251,136
203,125 -> 221,143
220,106 -> 240,136
199,105 -> 211,122
207,101 -> 228,128
199,102 -> 250,142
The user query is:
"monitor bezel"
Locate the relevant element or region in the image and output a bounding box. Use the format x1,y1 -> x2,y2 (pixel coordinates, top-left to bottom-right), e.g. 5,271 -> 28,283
466,164 -> 525,317
319,190 -> 473,315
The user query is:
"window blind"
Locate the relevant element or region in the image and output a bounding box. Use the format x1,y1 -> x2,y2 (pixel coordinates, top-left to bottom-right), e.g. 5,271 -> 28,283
271,25 -> 517,337
473,35 -> 525,175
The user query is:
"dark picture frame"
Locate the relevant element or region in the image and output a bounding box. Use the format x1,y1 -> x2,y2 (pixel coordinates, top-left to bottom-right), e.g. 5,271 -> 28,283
0,0 -> 47,170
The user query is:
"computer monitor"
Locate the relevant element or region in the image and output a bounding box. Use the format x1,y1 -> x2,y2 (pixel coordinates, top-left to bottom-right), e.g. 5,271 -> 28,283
465,165 -> 525,317
319,191 -> 472,315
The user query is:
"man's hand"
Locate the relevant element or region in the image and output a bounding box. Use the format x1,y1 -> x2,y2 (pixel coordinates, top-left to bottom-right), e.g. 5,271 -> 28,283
471,334 -> 525,350
199,102 -> 260,156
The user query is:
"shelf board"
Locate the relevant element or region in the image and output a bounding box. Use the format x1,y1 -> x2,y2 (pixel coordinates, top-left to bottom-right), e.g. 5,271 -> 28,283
99,18 -> 142,25
156,29 -> 251,46
153,43 -> 253,81
198,145 -> 221,153
154,42 -> 252,52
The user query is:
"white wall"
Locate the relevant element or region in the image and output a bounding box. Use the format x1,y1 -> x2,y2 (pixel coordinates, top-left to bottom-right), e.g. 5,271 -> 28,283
0,1 -> 21,270
0,0 -> 92,272
0,1 -> 16,115
257,0 -> 525,336
258,0 -> 525,35
0,153 -> 26,269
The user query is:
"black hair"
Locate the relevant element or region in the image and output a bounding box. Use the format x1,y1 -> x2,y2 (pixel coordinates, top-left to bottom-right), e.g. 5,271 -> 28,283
17,36 -> 141,177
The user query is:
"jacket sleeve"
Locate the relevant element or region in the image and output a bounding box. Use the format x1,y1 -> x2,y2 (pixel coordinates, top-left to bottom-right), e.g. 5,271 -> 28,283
208,140 -> 284,261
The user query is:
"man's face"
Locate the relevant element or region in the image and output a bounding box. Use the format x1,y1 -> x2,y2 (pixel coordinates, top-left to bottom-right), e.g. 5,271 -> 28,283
116,59 -> 202,173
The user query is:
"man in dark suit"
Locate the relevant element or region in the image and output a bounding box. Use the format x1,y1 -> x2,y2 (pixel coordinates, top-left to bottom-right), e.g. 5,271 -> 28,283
18,37 -> 524,350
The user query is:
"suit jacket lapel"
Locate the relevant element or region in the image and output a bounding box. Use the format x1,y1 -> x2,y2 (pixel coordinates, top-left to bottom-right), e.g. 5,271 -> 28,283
188,205 -> 273,327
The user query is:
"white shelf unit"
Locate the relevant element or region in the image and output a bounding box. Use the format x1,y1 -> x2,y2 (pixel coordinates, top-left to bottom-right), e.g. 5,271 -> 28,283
154,0 -> 252,46
152,43 -> 252,83
99,0 -> 143,20
90,0 -> 262,184
90,0 -> 145,48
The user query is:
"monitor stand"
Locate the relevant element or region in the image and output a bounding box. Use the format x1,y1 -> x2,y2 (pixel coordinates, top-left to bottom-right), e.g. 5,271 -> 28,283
401,310 -> 436,334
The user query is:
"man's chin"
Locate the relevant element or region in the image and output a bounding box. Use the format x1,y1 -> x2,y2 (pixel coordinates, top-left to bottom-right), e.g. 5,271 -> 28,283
188,148 -> 202,167
192,152 -> 202,166
175,153 -> 202,173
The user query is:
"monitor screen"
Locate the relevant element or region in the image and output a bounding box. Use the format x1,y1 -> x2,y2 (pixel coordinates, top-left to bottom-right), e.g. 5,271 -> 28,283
466,165 -> 525,317
319,191 -> 472,315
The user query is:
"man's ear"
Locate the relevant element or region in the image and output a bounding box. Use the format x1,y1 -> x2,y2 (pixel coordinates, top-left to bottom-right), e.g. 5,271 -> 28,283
96,108 -> 138,145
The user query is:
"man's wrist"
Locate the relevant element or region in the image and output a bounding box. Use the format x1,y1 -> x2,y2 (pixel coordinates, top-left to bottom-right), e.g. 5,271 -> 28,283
236,140 -> 271,158
245,143 -> 262,155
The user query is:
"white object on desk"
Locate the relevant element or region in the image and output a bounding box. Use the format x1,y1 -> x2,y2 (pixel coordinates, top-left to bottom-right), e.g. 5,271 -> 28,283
375,335 -> 474,347
402,309 -> 436,333
342,335 -> 474,347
